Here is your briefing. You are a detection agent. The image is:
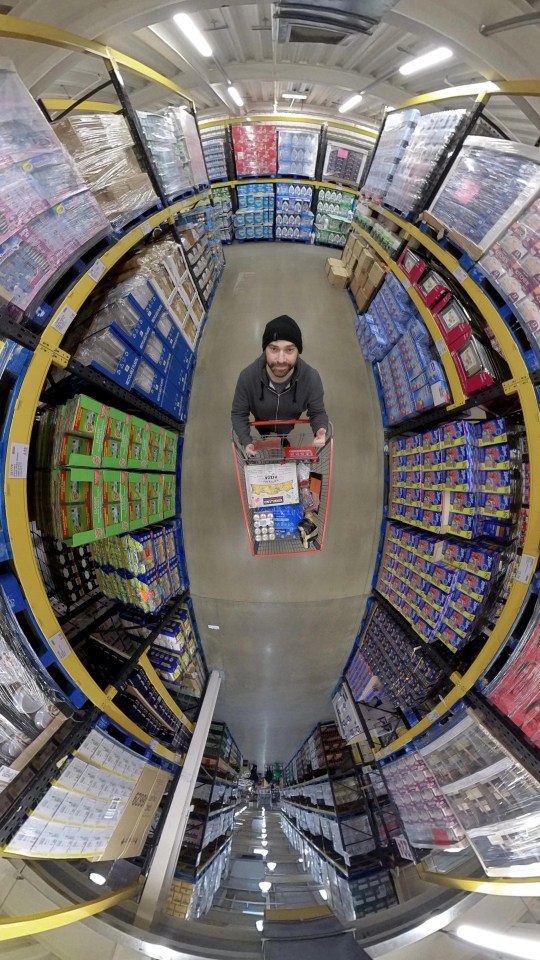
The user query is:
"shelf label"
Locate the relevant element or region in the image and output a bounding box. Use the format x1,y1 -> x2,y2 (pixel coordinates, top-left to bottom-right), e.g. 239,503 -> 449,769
401,276 -> 411,290
453,265 -> 468,284
88,259 -> 106,283
427,709 -> 440,723
149,738 -> 158,751
431,383 -> 447,406
435,337 -> 448,357
515,553 -> 536,584
140,221 -> 152,236
48,631 -> 71,662
51,305 -> 77,335
8,442 -> 29,479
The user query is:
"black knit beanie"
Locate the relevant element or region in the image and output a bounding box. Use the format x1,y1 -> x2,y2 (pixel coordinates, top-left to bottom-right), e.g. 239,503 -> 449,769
262,315 -> 303,353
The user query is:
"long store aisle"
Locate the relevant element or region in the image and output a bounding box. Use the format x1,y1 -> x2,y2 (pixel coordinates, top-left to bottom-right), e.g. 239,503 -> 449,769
183,244 -> 383,761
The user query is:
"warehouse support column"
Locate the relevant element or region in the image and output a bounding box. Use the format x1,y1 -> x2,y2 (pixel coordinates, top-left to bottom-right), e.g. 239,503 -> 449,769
136,669 -> 222,928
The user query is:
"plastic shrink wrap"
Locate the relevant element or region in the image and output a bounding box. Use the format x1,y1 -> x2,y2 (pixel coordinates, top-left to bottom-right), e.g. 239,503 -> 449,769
382,750 -> 466,848
419,708 -> 540,876
137,110 -> 193,198
278,130 -> 318,178
55,113 -> 157,227
428,137 -> 540,257
485,601 -> 540,750
361,109 -> 420,203
0,60 -> 110,311
385,109 -> 467,217
232,123 -> 277,177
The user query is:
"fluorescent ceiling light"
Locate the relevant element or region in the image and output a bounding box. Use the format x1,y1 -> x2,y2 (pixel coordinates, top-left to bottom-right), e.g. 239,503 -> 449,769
174,13 -> 213,57
255,919 -> 264,932
259,880 -> 272,894
339,93 -> 363,114
267,862 -> 277,872
399,46 -> 453,76
261,840 -> 268,847
282,92 -> 308,100
253,847 -> 268,856
89,872 -> 106,886
228,85 -> 244,107
319,889 -> 328,901
455,925 -> 540,959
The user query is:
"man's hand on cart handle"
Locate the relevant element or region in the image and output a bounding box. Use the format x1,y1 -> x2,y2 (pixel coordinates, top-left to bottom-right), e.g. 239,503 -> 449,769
313,429 -> 327,448
245,442 -> 257,458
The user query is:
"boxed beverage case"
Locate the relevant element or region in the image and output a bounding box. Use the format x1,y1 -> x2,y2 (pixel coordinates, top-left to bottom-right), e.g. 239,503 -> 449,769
244,462 -> 299,508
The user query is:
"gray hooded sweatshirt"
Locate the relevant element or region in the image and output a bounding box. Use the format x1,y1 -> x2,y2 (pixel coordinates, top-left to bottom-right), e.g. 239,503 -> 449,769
231,354 -> 328,447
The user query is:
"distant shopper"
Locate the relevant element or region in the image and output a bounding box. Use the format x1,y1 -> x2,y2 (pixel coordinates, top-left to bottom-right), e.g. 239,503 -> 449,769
231,315 -> 329,456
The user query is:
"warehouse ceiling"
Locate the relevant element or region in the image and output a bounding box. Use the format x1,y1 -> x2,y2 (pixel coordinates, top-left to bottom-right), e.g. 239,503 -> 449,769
1,0 -> 540,141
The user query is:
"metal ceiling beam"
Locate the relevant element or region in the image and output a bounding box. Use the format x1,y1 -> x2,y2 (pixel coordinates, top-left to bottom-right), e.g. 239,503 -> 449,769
479,11 -> 540,36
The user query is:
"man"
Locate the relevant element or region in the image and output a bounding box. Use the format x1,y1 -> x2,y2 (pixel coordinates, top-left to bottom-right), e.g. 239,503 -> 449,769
231,315 -> 328,456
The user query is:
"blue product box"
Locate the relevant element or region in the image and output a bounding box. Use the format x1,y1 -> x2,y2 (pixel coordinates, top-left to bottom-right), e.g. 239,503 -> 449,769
449,491 -> 477,513
448,589 -> 480,621
423,470 -> 446,490
424,582 -> 447,611
143,333 -> 173,375
415,616 -> 434,641
421,429 -> 441,451
154,311 -> 181,351
444,468 -> 475,491
427,561 -> 456,591
475,418 -> 508,445
440,420 -> 475,447
86,337 -> 140,389
456,568 -> 488,600
477,519 -> 512,540
421,488 -> 443,509
478,444 -> 511,469
416,532 -> 441,557
407,314 -> 430,345
402,505 -> 422,524
420,507 -> 442,532
131,361 -> 166,406
480,492 -> 512,518
466,543 -> 499,579
446,511 -> 478,539
442,607 -> 470,639
423,449 -> 444,470
412,383 -> 434,412
479,469 -> 512,493
436,622 -> 463,652
443,444 -> 473,468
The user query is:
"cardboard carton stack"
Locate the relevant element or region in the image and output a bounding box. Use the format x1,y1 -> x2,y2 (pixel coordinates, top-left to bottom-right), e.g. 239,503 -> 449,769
325,257 -> 349,288
348,236 -> 386,311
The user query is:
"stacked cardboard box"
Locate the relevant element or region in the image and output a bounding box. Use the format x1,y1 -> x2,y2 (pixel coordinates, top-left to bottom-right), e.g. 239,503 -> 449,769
325,257 -> 349,288
349,241 -> 386,312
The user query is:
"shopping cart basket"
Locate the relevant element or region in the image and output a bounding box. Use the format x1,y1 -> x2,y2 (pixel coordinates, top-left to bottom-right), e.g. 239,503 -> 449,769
232,419 -> 333,556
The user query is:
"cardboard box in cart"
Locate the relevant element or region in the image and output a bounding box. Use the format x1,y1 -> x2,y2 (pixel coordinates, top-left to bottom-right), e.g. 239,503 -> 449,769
244,462 -> 299,508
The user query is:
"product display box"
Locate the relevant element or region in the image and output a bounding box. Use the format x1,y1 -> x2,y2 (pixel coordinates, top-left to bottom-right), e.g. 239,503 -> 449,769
326,257 -> 349,288
244,462 -> 299,509
90,764 -> 171,862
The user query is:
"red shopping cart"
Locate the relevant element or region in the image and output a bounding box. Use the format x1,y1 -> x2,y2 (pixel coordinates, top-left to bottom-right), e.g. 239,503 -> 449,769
232,419 -> 334,556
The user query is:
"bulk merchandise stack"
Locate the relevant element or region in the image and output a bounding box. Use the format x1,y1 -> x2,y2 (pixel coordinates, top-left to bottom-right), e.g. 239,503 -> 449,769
281,722 -> 399,922
315,187 -> 356,247
136,109 -> 193,200
55,114 -> 158,229
275,183 -> 314,242
234,183 -> 274,240
231,123 -> 277,177
325,102 -> 540,891
202,134 -> 228,182
211,186 -> 234,243
166,723 -> 240,920
277,129 -> 319,178
63,239 -> 202,418
0,61 -> 110,313
177,210 -> 224,307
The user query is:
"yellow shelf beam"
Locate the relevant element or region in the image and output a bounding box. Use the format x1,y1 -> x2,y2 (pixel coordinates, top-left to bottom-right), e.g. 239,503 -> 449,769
351,224 -> 467,406
0,883 -> 138,941
0,15 -> 194,106
42,98 -> 121,114
418,866 -> 540,896
4,195 -> 208,760
397,80 -> 540,109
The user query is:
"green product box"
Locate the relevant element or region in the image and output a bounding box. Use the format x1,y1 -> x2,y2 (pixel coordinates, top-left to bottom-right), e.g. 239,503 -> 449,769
148,497 -> 164,525
147,475 -> 164,502
62,468 -> 105,546
163,430 -> 178,472
128,472 -> 148,501
58,435 -> 94,467
102,408 -> 130,468
129,499 -> 149,531
62,395 -> 106,438
127,415 -> 151,470
163,494 -> 175,519
52,469 -> 92,504
162,475 -> 175,499
147,425 -> 166,471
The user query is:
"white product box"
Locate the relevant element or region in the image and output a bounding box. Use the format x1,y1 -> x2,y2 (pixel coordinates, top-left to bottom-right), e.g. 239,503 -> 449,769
244,461 -> 299,508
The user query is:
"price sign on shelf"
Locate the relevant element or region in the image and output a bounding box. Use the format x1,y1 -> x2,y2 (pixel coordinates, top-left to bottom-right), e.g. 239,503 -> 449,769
88,258 -> 106,283
453,265 -> 468,284
516,554 -> 536,584
435,337 -> 448,357
401,276 -> 411,291
140,221 -> 152,236
8,442 -> 29,479
51,304 -> 76,335
48,631 -> 71,662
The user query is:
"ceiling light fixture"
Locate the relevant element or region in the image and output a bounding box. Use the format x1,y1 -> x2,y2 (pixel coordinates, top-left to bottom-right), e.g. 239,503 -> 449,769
267,862 -> 277,872
255,919 -> 264,932
455,925 -> 540,960
399,46 -> 453,76
282,92 -> 308,100
89,872 -> 107,886
253,847 -> 268,857
174,13 -> 213,57
228,85 -> 244,107
319,889 -> 328,901
261,840 -> 268,847
338,93 -> 363,114
259,880 -> 272,894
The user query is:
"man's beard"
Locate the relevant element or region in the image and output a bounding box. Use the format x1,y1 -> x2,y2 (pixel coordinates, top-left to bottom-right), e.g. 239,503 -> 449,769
268,361 -> 294,377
